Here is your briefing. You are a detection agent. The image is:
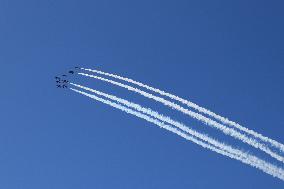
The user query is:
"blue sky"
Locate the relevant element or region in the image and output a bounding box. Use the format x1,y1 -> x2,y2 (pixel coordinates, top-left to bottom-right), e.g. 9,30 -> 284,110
1,0 -> 284,188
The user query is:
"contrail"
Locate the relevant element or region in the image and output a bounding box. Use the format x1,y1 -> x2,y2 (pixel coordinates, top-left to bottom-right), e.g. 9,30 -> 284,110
70,82 -> 282,165
81,67 -> 284,154
77,72 -> 284,163
70,87 -> 284,181
70,82 -> 245,157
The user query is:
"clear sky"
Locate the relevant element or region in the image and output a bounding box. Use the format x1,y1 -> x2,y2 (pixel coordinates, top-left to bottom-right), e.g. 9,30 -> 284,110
1,0 -> 284,188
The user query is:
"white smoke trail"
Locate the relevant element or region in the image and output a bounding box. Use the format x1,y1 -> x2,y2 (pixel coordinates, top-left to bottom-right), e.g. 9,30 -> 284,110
70,82 -> 276,164
70,82 -> 243,157
81,67 -> 284,153
70,87 -> 284,181
77,72 -> 284,163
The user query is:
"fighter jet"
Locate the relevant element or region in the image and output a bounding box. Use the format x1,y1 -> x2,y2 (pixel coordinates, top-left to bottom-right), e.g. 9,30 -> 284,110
55,69 -> 73,88
56,83 -> 68,88
75,67 -> 79,69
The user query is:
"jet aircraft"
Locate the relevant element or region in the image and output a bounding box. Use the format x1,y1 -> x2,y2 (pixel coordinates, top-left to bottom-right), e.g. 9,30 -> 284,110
55,68 -> 75,88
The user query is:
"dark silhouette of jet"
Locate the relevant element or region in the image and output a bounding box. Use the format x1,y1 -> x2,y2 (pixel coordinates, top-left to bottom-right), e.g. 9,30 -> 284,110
56,84 -> 68,88
75,67 -> 79,69
55,69 -> 73,88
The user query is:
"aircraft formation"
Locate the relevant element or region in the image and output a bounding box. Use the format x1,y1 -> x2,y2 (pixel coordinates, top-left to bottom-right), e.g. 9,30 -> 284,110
55,67 -> 79,88
56,66 -> 284,181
